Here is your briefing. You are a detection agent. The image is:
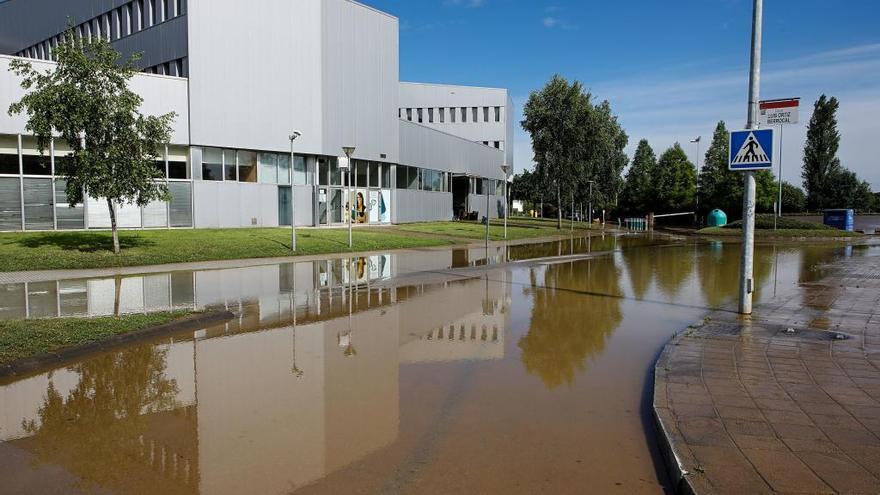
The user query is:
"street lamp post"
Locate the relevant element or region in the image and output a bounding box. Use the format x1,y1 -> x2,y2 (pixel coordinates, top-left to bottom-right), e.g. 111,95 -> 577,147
587,180 -> 595,230
289,131 -> 302,251
501,164 -> 511,239
342,146 -> 356,249
691,136 -> 701,225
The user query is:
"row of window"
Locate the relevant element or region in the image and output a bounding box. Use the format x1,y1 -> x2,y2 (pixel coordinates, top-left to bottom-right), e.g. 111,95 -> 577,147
200,148 -> 310,185
395,165 -> 450,192
15,0 -> 187,76
401,106 -> 503,125
0,177 -> 193,232
144,57 -> 188,77
0,135 -> 188,180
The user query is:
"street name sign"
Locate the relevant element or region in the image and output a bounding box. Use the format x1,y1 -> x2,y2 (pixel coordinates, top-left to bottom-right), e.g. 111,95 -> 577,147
729,129 -> 774,171
759,98 -> 799,126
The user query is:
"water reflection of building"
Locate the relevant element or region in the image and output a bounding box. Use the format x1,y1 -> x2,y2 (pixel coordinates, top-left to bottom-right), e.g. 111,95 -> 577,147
0,263 -> 510,494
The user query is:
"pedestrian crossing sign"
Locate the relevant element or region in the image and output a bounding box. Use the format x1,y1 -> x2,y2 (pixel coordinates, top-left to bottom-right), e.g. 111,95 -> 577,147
729,128 -> 774,171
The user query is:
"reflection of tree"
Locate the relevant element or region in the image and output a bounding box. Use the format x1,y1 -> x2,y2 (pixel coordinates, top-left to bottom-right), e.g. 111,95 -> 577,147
621,246 -> 654,299
652,245 -> 695,297
696,243 -> 775,308
798,245 -> 846,310
19,345 -> 188,494
518,259 -> 623,389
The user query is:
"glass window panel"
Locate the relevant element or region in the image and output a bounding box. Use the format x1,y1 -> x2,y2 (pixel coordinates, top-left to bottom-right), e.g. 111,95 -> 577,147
495,106 -> 501,122
330,159 -> 342,186
168,160 -> 187,179
439,108 -> 445,123
0,136 -> 17,174
396,165 -> 408,190
202,147 -> 222,181
293,155 -> 307,185
0,177 -> 22,230
277,154 -> 291,185
23,178 -> 53,230
259,152 -> 278,184
483,107 -> 489,122
473,107 -> 479,122
22,154 -> 51,175
407,167 -> 418,190
169,181 -> 192,227
355,161 -> 367,187
461,107 -> 467,123
433,170 -> 442,192
450,107 -> 456,123
238,151 -> 257,182
222,149 -> 236,180
381,163 -> 390,188
369,162 -> 379,188
319,158 -> 329,186
278,186 -> 292,226
55,179 -> 85,230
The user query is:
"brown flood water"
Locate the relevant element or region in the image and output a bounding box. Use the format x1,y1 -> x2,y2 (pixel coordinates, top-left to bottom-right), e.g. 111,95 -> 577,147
0,235 -> 867,494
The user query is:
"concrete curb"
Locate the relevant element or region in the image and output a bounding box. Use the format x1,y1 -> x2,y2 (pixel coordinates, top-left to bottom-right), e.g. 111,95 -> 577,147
653,331 -> 713,495
0,310 -> 234,380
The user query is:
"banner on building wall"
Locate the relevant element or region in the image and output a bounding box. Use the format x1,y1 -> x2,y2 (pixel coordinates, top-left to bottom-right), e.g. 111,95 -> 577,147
379,189 -> 391,223
368,190 -> 379,223
355,189 -> 368,224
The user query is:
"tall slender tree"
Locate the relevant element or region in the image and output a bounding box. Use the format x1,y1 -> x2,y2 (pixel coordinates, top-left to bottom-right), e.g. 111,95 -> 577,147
655,144 -> 696,212
8,29 -> 175,254
621,139 -> 657,213
522,75 -> 628,227
802,95 -> 841,210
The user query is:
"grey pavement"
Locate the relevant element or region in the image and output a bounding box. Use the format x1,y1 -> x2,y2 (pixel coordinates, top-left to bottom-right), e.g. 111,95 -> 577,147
654,249 -> 880,494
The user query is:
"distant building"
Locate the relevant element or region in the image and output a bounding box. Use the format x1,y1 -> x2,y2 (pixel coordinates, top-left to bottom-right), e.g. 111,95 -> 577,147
0,0 -> 512,231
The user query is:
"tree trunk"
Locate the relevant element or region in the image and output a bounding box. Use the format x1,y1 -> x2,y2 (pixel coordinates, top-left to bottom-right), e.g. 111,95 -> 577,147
107,198 -> 120,254
113,275 -> 122,317
556,184 -> 562,230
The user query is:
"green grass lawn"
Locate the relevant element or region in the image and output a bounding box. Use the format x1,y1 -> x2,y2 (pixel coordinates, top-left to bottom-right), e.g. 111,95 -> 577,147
698,227 -> 861,238
698,214 -> 862,238
0,311 -> 189,367
0,227 -> 455,272
397,220 -> 591,241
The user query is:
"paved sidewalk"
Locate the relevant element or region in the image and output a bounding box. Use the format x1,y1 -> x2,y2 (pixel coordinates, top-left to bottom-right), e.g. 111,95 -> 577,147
654,249 -> 880,494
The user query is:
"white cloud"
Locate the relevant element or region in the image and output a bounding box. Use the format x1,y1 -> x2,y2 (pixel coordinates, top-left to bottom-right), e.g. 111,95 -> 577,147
442,0 -> 485,8
513,43 -> 880,190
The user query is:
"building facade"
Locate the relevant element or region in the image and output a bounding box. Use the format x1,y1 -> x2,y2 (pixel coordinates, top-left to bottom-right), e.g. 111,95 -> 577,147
0,0 -> 511,231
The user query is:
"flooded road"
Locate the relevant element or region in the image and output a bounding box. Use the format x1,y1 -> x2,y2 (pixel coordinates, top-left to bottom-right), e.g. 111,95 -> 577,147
0,235 -> 866,494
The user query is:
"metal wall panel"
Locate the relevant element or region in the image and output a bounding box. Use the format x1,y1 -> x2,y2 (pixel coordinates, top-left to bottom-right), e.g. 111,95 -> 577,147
391,190 -> 452,224
399,121 -> 505,180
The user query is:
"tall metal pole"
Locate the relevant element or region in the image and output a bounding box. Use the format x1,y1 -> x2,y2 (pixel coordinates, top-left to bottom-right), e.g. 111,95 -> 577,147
777,124 -> 784,218
289,134 -> 299,251
342,147 -> 355,249
485,179 -> 490,249
504,177 -> 508,239
739,0 -> 763,315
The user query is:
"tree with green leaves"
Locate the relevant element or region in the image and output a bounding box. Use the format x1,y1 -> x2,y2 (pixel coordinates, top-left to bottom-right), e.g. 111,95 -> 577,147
654,144 -> 696,213
521,75 -> 628,228
780,182 -> 807,213
8,29 -> 175,254
621,139 -> 657,213
698,121 -> 776,218
802,95 -> 840,209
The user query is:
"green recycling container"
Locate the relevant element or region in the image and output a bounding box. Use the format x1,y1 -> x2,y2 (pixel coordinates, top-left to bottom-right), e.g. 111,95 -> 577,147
707,209 -> 727,227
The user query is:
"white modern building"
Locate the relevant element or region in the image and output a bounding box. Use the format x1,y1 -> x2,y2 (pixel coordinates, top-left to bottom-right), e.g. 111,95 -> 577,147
0,0 -> 512,231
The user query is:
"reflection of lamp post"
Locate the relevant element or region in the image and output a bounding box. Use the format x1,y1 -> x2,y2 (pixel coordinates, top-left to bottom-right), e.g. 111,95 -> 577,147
500,164 -> 511,240
289,131 -> 302,251
586,180 -> 595,229
341,146 -> 356,248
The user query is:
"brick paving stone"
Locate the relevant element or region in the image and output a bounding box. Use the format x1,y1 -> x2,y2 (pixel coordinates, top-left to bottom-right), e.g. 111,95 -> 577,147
653,244 -> 880,494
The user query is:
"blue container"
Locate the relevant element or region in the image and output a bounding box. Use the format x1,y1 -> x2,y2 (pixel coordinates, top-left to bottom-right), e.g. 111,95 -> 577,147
823,209 -> 854,232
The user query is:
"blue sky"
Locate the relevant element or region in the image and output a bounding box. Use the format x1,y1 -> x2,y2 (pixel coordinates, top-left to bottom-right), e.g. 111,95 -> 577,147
366,0 -> 880,189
